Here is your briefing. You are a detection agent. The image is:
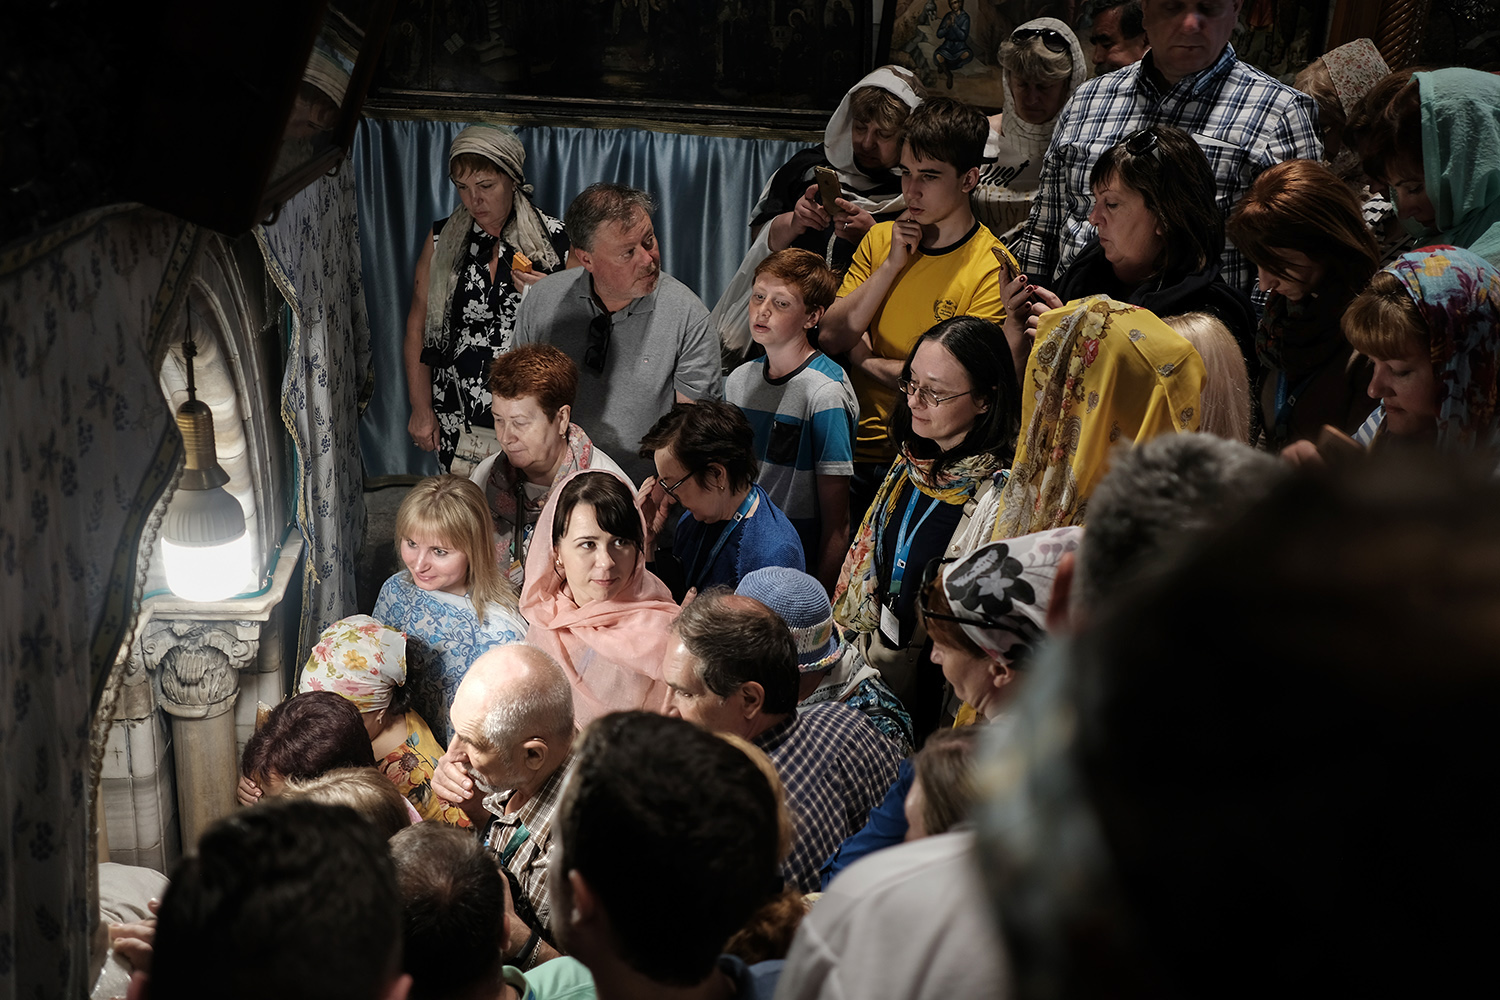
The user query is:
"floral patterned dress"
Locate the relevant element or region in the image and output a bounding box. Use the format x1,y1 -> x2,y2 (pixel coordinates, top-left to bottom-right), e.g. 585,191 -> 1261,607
425,212 -> 570,471
380,710 -> 470,827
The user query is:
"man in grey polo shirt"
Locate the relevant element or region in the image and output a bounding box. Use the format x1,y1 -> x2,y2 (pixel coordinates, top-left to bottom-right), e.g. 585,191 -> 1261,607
513,183 -> 720,486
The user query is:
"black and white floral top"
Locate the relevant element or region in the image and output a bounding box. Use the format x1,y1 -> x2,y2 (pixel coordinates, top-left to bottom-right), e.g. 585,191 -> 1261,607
424,211 -> 570,470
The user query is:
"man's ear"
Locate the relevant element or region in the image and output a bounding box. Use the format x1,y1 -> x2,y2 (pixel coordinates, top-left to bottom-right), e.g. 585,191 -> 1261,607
381,974 -> 414,1000
574,247 -> 596,274
960,165 -> 981,194
521,737 -> 549,770
569,869 -> 599,925
1047,549 -> 1077,633
127,971 -> 150,1000
803,306 -> 826,330
738,681 -> 766,719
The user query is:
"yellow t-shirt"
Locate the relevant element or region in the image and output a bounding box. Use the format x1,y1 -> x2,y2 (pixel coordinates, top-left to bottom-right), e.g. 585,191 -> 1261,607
839,221 -> 1008,461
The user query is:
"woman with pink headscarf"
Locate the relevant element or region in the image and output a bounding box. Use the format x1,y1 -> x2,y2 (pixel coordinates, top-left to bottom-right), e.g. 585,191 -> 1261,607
521,470 -> 681,724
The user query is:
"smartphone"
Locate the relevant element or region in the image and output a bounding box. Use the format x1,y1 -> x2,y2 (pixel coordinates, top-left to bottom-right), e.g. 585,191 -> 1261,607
991,243 -> 1021,285
814,165 -> 843,217
1316,423 -> 1363,459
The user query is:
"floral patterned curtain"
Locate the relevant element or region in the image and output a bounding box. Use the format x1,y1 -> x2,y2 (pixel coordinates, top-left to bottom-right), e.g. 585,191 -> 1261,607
256,164 -> 373,666
0,206 -> 192,999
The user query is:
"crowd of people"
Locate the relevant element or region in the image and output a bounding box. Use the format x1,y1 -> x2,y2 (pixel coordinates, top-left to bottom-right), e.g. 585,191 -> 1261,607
106,3 -> 1500,999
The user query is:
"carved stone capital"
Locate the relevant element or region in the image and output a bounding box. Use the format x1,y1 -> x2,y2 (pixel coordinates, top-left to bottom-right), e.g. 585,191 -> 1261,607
141,618 -> 261,719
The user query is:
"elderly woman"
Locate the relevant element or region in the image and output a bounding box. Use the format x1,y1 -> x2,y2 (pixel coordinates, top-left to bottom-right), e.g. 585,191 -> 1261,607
404,124 -> 571,474
973,18 -> 1087,238
522,470 -> 682,725
374,476 -> 526,743
1344,246 -> 1500,454
1003,125 -> 1255,385
834,315 -> 1021,735
469,345 -> 629,585
296,615 -> 469,826
639,400 -> 805,598
921,528 -> 1080,721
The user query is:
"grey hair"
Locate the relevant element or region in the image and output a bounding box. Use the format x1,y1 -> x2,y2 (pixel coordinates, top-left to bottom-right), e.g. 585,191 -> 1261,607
672,590 -> 800,716
475,644 -> 575,751
1073,434 -> 1285,614
998,34 -> 1075,85
564,183 -> 654,252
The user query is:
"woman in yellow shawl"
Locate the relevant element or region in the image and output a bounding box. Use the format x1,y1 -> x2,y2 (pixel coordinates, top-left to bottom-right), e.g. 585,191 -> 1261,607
992,295 -> 1205,539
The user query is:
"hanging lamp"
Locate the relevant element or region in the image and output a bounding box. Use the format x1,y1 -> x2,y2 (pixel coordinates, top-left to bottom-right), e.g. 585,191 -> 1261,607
160,315 -> 250,602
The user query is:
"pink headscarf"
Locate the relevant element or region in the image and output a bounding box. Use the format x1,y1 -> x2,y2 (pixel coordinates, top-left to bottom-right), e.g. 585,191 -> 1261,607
520,469 -> 681,725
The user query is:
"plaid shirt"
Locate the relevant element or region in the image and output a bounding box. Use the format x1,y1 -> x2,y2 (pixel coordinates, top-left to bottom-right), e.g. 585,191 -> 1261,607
1014,44 -> 1322,296
755,702 -> 906,893
480,750 -> 576,933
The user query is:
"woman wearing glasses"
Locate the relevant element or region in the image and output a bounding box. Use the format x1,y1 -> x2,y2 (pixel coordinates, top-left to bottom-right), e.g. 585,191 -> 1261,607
1002,124 -> 1256,384
404,124 -> 572,475
638,400 -> 806,600
973,19 -> 1087,238
920,528 -> 1080,723
833,315 -> 1021,736
521,470 -> 681,725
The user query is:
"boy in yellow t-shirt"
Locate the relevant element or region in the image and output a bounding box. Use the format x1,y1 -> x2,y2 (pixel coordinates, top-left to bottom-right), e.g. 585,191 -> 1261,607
818,97 -> 1011,514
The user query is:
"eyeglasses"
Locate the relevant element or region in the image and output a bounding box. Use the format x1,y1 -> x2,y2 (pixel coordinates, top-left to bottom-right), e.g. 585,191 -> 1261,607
584,313 -> 612,374
1123,127 -> 1161,162
655,471 -> 692,497
898,377 -> 972,409
918,556 -> 1022,644
1011,27 -> 1069,54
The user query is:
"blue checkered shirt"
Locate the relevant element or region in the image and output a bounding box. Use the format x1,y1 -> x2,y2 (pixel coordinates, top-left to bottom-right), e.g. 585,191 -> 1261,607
1014,44 -> 1322,297
755,701 -> 906,893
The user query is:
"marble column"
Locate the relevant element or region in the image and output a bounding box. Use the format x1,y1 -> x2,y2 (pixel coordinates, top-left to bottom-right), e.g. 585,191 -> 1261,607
142,619 -> 259,848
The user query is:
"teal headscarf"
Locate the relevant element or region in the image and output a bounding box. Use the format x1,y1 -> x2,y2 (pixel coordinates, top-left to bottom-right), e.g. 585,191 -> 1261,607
1417,69 -> 1500,266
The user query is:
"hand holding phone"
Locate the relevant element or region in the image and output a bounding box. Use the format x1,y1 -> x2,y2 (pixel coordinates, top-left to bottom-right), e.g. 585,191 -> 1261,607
814,166 -> 843,218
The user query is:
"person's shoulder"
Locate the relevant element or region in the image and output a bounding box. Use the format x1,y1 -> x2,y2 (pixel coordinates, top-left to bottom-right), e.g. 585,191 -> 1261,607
516,956 -> 597,1000
1223,48 -> 1314,107
650,272 -> 710,318
525,266 -> 590,307
827,830 -> 979,901
802,353 -> 853,390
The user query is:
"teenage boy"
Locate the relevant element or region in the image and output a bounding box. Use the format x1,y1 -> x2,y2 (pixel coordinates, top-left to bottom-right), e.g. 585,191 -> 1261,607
725,249 -> 858,591
819,97 -> 1008,516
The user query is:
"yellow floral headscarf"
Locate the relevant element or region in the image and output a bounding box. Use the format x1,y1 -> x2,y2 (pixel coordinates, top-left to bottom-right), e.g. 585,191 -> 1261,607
298,615 -> 408,713
992,296 -> 1205,539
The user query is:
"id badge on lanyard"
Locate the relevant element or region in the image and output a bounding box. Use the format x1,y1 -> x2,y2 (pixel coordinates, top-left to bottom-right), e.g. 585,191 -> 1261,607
878,488 -> 939,646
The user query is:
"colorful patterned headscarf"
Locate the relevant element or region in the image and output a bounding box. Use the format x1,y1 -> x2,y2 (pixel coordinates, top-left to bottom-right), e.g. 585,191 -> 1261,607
1320,38 -> 1389,116
938,527 -> 1081,664
1386,246 -> 1500,452
992,297 -> 1204,540
298,615 -> 408,713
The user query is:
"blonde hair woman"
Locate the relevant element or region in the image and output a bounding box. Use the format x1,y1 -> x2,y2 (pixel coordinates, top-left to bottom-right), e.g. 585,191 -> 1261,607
373,475 -> 525,743
1164,312 -> 1252,443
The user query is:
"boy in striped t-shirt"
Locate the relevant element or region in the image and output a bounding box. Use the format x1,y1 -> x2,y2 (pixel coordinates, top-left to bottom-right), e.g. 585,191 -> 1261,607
726,250 -> 858,592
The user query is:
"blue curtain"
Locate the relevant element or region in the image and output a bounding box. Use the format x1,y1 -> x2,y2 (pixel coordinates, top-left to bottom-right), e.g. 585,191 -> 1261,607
353,117 -> 810,480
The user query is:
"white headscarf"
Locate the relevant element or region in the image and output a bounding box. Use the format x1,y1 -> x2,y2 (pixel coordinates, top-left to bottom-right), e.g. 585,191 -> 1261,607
983,18 -> 1088,189
938,528 -> 1081,663
423,124 -> 562,358
822,64 -> 924,212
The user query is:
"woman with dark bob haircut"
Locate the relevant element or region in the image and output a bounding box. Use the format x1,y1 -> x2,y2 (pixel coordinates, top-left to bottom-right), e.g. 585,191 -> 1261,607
833,315 -> 1021,737
520,470 -> 682,724
1003,124 -> 1256,382
638,400 -> 806,598
236,691 -> 377,805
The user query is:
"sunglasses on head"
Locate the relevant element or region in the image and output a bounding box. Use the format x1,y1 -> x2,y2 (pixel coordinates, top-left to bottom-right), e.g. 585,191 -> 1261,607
584,313 -> 612,374
1011,27 -> 1069,54
1123,127 -> 1161,161
917,556 -> 1014,631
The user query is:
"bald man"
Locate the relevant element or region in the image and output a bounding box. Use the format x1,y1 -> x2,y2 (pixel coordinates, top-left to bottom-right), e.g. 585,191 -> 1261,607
661,590 -> 904,892
432,644 -> 575,971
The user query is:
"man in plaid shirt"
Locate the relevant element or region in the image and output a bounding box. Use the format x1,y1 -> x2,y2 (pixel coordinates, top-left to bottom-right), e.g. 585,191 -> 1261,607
1014,0 -> 1321,297
663,590 -> 906,893
433,644 -> 576,970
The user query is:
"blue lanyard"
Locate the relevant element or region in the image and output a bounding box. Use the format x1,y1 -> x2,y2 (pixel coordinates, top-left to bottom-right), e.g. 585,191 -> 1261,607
688,488 -> 757,587
881,487 -> 941,597
1274,370 -> 1317,428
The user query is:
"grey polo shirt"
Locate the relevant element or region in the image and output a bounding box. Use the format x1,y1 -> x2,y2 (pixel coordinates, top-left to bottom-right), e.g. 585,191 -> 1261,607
513,267 -> 719,485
